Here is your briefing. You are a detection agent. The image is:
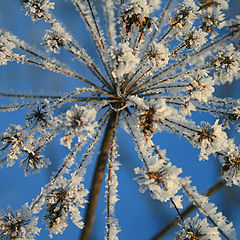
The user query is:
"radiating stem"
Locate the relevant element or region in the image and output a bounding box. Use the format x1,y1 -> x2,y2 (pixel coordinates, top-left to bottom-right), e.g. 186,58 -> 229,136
150,180 -> 225,240
80,110 -> 119,240
181,183 -> 230,240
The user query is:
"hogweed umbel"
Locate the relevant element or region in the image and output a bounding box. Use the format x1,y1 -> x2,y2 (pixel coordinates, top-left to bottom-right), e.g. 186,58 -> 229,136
0,0 -> 240,239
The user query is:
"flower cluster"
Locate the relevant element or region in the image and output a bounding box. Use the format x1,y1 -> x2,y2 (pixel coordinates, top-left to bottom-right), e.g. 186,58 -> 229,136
0,204 -> 40,240
0,0 -> 240,239
24,0 -> 55,21
176,214 -> 220,240
60,104 -> 98,149
43,176 -> 88,236
134,154 -> 183,205
0,31 -> 19,66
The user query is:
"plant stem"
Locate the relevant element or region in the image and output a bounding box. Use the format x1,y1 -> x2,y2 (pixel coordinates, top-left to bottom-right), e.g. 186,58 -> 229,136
80,110 -> 118,240
150,179 -> 225,240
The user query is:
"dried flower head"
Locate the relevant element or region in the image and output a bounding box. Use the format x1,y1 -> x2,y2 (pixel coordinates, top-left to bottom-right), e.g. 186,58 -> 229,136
0,125 -> 25,163
25,105 -> 51,128
134,151 -> 182,203
176,214 -> 220,240
43,176 -> 88,236
220,147 -> 240,186
121,0 -> 153,36
0,0 -> 240,239
60,104 -> 97,149
0,204 -> 40,240
24,0 -> 55,21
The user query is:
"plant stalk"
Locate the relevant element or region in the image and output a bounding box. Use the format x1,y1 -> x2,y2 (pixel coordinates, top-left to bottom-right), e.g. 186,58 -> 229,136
80,110 -> 118,240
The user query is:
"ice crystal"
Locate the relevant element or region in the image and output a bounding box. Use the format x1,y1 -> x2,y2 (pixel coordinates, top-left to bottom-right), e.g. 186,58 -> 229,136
24,0 -> 55,21
134,154 -> 183,203
0,204 -> 40,240
176,213 -> 220,240
43,176 -> 88,236
0,125 -> 25,164
60,104 -> 98,149
220,146 -> 240,186
0,0 -> 240,239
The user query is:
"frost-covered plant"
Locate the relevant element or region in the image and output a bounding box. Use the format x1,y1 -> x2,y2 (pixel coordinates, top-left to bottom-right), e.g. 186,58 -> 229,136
0,204 -> 40,240
0,0 -> 240,239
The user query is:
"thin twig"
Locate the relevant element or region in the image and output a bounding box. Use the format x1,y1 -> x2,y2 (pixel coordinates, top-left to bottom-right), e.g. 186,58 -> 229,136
181,183 -> 231,240
150,179 -> 225,240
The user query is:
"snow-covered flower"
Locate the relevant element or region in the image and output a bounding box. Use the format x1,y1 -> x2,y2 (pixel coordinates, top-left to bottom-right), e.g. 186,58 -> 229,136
21,138 -> 50,176
23,0 -> 55,21
60,104 -> 98,149
130,97 -> 174,140
44,176 -> 88,236
0,124 -> 25,163
42,23 -> 73,54
186,70 -> 215,102
176,214 -> 220,240
220,146 -> 240,186
0,0 -> 240,239
134,154 -> 182,204
121,0 -> 154,35
211,44 -> 240,84
25,104 -> 52,128
111,42 -> 140,78
144,42 -> 169,72
192,120 -> 230,160
0,204 -> 40,240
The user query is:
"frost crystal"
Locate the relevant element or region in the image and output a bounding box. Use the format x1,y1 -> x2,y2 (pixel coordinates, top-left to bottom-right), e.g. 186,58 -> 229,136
134,155 -> 183,203
0,0 -> 240,238
24,0 -> 55,21
0,204 -> 40,240
182,177 -> 237,239
220,146 -> 240,186
0,33 -> 17,66
60,104 -> 97,149
44,176 -> 88,236
176,214 -> 220,240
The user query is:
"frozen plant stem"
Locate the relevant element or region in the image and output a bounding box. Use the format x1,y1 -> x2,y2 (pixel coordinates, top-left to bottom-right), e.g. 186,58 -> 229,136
151,179 -> 225,240
0,0 -> 240,239
81,111 -> 119,240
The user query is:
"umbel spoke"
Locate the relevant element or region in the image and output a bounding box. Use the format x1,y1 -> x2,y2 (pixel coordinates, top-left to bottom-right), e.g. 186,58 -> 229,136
151,180 -> 225,240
